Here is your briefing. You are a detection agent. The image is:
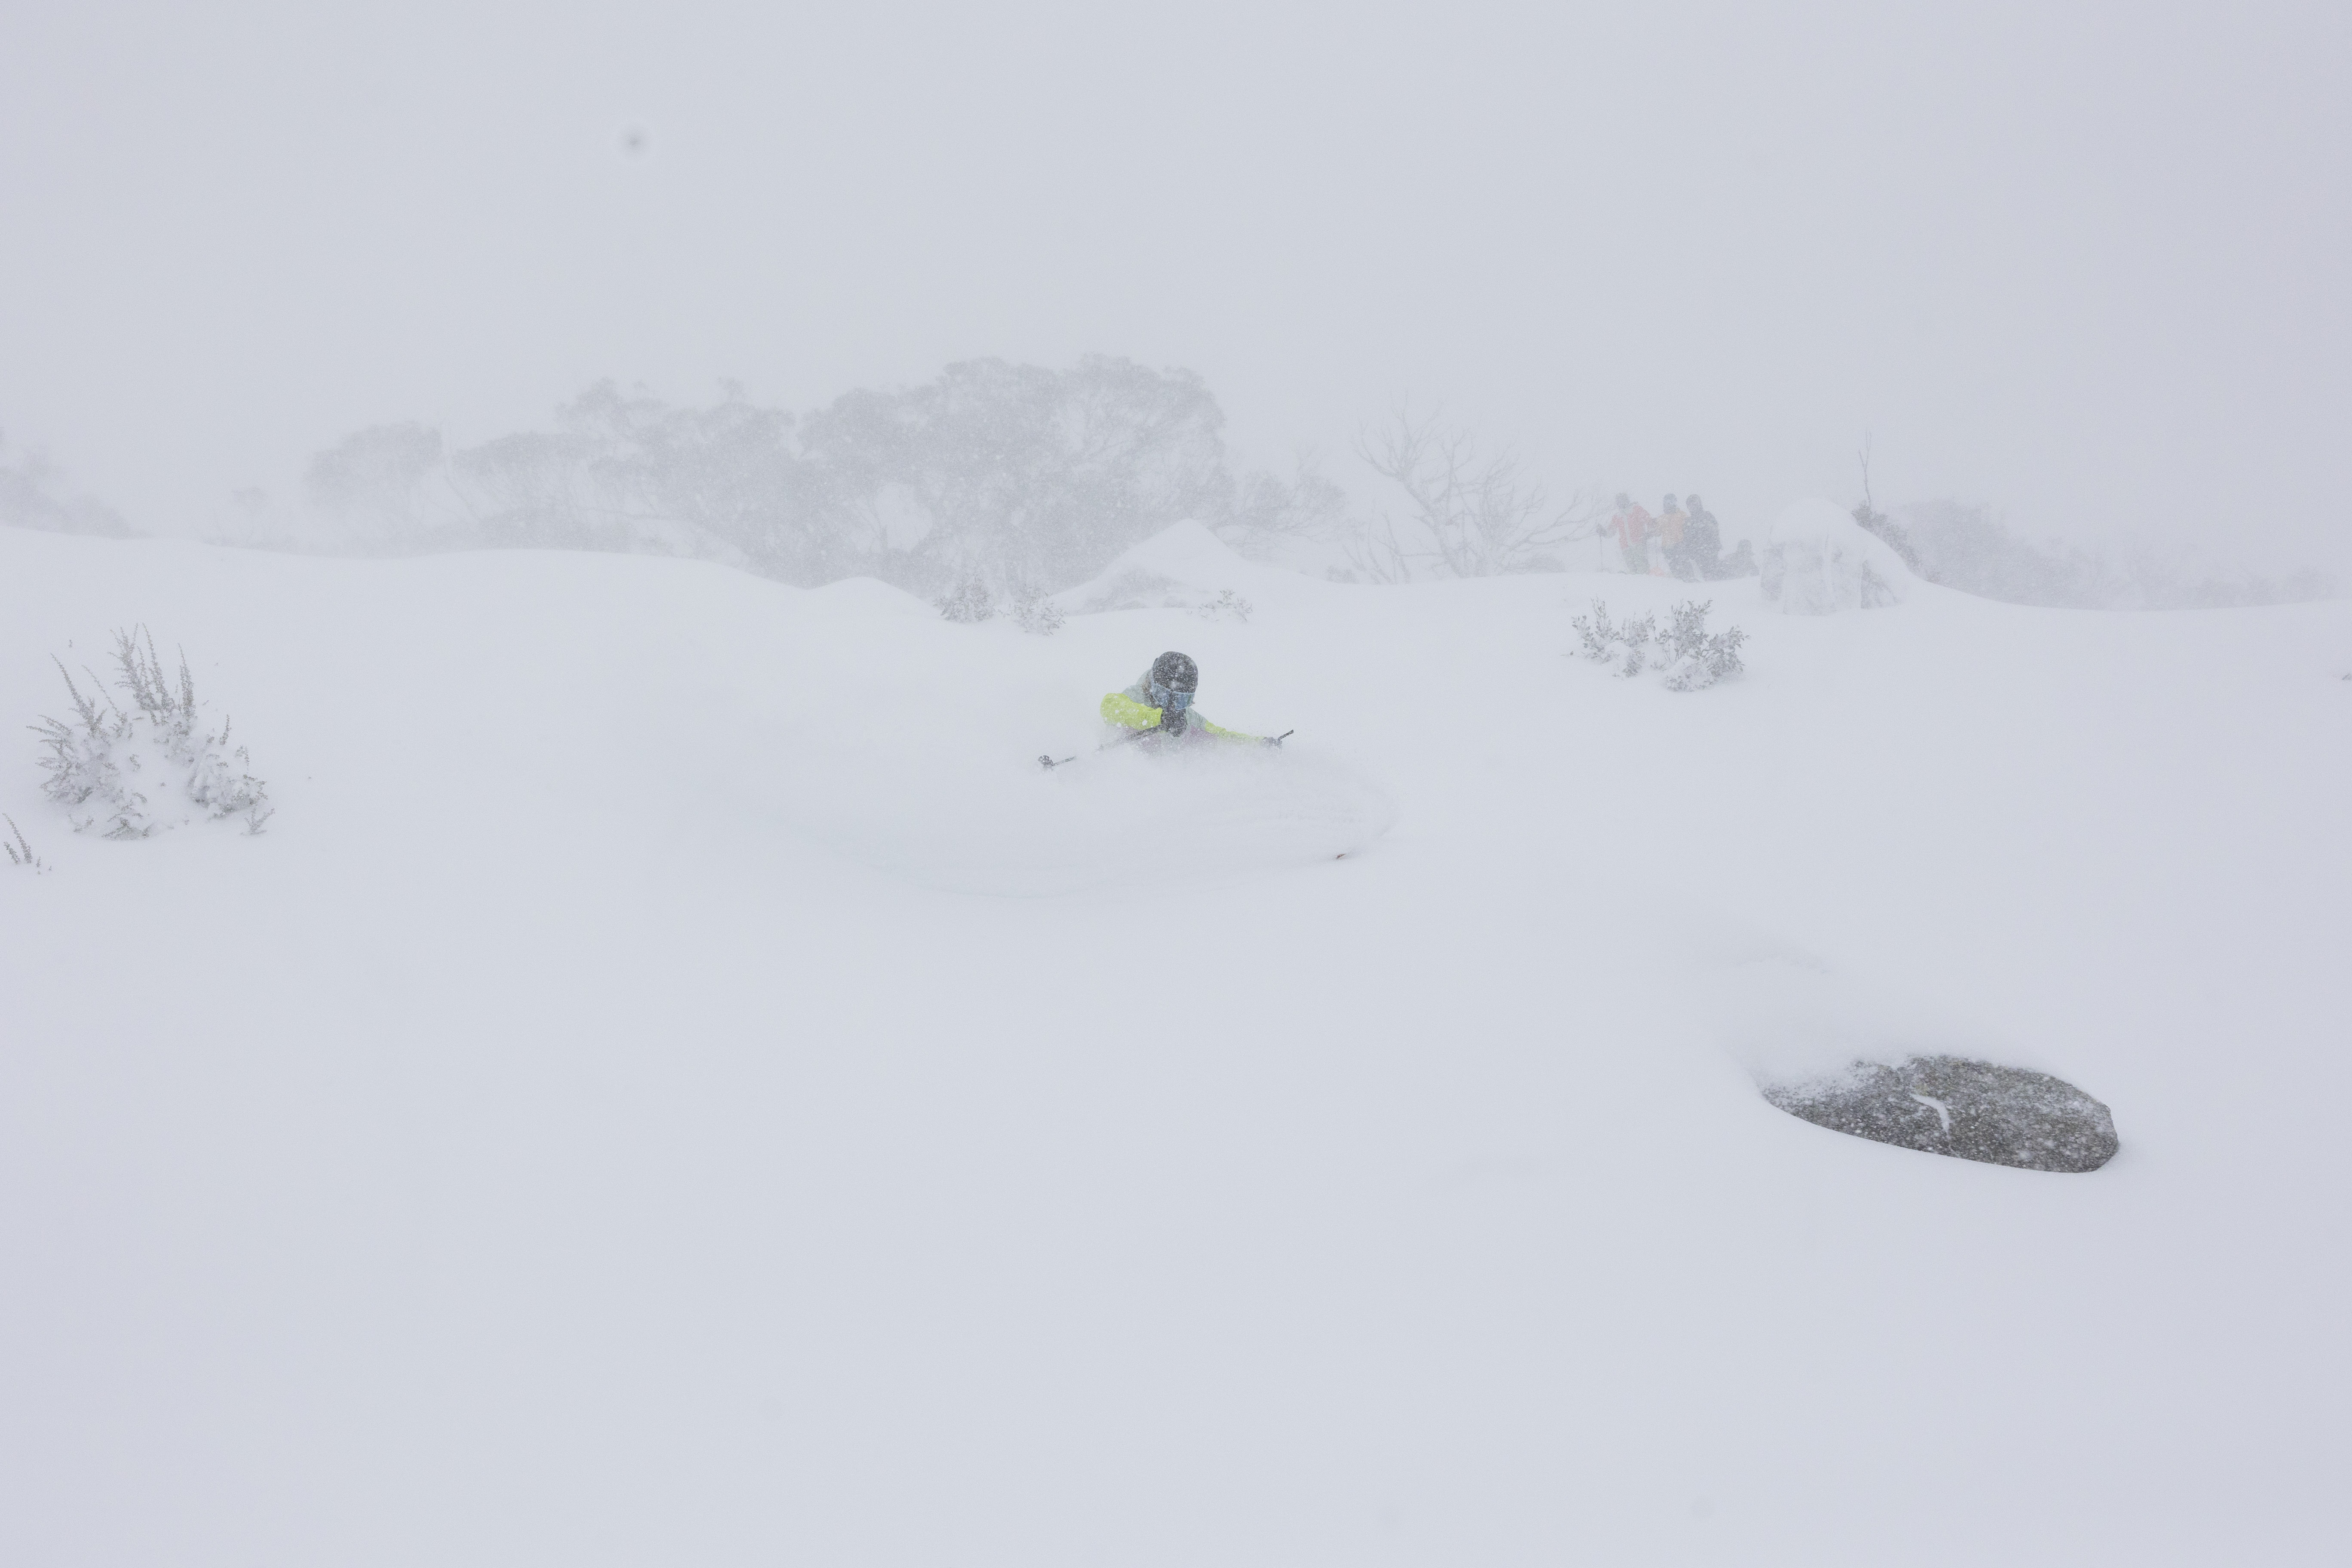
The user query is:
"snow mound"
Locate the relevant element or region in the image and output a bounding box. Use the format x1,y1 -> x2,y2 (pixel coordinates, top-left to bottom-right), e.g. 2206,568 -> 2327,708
1761,497 -> 1912,615
1695,949 -> 2064,1086
1055,519 -> 1302,616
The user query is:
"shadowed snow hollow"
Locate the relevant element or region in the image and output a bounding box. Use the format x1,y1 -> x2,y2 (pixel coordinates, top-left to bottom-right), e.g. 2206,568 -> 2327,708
795,741 -> 1395,896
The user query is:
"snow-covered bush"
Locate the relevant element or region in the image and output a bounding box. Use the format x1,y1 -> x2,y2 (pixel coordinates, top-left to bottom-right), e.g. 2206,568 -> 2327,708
934,580 -> 994,624
31,629 -> 274,837
1571,599 -> 1746,689
1194,588 -> 1253,624
4,814 -> 45,872
1005,581 -> 1065,636
1573,600 -> 1623,661
1656,600 -> 1749,690
1760,498 -> 1910,615
1571,600 -> 1652,678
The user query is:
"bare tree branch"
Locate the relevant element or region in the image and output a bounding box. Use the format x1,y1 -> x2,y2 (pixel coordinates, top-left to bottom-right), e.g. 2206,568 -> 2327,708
1352,404 -> 1590,578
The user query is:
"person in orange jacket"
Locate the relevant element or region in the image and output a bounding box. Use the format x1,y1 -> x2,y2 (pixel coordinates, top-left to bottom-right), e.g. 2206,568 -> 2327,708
1609,493 -> 1657,574
1657,494 -> 1691,578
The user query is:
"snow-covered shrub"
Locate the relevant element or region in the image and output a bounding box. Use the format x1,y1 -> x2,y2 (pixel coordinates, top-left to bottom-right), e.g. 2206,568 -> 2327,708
4,814 -> 45,872
934,579 -> 995,624
1571,600 -> 1622,662
1760,498 -> 1911,615
1195,588 -> 1253,624
1615,612 -> 1655,678
34,662 -> 138,834
1570,600 -> 1653,677
31,629 -> 274,837
1657,600 -> 1749,690
1006,581 -> 1065,636
1571,599 -> 1745,690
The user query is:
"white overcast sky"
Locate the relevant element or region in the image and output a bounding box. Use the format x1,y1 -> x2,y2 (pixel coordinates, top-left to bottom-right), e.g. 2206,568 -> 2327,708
3,0 -> 2346,564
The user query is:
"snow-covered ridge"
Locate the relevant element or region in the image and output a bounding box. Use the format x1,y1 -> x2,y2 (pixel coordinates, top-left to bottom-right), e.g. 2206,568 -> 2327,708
3,522 -> 2347,1565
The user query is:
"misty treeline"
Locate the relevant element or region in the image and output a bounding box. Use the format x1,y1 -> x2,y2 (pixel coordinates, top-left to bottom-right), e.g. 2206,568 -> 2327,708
11,362 -> 2334,609
290,360 -> 1625,594
278,368 -> 2341,607
1862,500 -> 2331,611
0,431 -> 131,538
290,358 -> 1351,598
1816,437 -> 2333,608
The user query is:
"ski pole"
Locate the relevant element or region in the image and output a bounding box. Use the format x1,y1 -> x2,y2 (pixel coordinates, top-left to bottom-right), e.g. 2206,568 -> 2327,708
1039,723 -> 1165,770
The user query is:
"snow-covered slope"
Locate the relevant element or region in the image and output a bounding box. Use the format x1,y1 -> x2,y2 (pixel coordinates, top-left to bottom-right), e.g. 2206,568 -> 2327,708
3,525 -> 2347,1565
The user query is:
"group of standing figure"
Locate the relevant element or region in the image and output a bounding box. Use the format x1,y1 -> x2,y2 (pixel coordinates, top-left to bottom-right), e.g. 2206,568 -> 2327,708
1604,493 -> 1746,580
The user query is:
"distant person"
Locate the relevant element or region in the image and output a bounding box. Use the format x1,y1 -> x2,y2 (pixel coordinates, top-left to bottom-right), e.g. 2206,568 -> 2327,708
1608,493 -> 1656,575
1682,494 -> 1724,578
1101,651 -> 1283,748
1657,495 -> 1690,578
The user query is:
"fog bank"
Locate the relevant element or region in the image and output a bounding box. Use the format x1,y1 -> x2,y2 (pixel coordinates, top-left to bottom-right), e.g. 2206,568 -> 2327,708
3,1 -> 2345,572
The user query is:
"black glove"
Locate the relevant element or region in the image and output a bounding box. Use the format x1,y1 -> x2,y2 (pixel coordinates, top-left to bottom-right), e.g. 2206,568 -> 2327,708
1262,732 -> 1286,748
1158,708 -> 1190,738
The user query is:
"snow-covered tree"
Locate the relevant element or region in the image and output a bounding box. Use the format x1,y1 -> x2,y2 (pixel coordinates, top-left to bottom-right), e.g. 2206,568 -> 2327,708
304,422 -> 445,546
800,356 -> 1235,595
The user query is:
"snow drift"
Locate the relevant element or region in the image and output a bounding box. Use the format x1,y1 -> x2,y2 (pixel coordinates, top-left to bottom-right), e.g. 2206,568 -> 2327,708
1052,516 -> 1293,617
1761,496 -> 1912,614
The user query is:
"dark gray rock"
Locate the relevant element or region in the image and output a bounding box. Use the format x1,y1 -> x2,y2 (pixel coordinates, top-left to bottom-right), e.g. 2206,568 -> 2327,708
1761,1055 -> 2117,1173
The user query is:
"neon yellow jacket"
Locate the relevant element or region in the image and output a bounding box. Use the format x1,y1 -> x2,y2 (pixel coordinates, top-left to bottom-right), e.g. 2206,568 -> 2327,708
1100,669 -> 1260,743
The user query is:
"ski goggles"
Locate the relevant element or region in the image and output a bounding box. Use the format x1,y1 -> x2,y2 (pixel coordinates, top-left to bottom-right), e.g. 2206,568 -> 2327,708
1149,681 -> 1195,712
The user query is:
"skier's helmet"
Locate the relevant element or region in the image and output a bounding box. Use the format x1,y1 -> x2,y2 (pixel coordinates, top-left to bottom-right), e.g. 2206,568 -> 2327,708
1149,651 -> 1198,712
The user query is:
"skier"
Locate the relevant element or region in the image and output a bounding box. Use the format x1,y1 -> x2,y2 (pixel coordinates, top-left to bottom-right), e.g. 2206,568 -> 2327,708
1101,651 -> 1284,748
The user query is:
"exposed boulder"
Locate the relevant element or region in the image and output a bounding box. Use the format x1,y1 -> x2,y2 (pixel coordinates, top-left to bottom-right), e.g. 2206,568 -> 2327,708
1761,1055 -> 2118,1173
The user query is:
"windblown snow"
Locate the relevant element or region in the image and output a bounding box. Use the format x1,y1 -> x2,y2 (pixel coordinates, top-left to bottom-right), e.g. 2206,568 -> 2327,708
2,521 -> 2347,1566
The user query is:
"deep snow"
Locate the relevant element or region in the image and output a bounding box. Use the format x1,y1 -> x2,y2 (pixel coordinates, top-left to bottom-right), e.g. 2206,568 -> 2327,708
2,522 -> 2348,1565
